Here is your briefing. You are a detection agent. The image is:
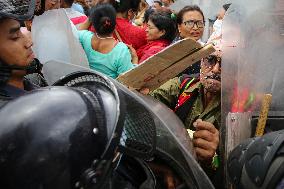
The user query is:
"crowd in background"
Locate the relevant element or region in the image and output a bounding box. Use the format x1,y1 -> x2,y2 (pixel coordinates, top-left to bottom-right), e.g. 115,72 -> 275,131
23,0 -> 230,79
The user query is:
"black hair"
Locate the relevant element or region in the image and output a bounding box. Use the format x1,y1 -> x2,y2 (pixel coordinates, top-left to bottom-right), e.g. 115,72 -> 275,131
34,0 -> 45,16
149,11 -> 177,42
91,3 -> 116,35
113,0 -> 141,13
144,8 -> 155,24
63,0 -> 74,7
223,3 -> 231,11
154,1 -> 162,6
176,5 -> 205,25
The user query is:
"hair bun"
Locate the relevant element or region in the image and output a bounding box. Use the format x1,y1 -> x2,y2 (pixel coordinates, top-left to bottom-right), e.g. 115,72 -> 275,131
104,18 -> 112,28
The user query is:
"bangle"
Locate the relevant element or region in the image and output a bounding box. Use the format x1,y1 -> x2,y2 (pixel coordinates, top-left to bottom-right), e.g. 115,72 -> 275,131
211,153 -> 220,170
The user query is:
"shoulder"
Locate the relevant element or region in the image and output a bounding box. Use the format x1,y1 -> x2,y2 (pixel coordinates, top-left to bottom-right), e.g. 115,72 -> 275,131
78,30 -> 93,39
114,42 -> 130,53
116,42 -> 128,48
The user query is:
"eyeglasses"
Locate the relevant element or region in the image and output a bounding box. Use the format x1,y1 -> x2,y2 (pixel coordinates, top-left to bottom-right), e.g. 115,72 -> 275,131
183,20 -> 204,29
203,55 -> 222,69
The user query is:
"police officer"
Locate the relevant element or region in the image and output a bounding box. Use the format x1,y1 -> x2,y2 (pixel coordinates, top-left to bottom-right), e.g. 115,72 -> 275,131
0,0 -> 44,104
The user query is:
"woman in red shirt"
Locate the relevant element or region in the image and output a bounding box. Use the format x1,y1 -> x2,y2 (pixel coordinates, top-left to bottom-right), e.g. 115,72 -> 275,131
113,0 -> 148,50
137,11 -> 177,63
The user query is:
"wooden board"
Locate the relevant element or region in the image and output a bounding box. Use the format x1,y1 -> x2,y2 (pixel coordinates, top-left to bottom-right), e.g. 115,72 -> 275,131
117,38 -> 215,91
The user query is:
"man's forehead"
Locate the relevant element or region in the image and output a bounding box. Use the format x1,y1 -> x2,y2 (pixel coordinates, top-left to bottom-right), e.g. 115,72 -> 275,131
0,18 -> 20,34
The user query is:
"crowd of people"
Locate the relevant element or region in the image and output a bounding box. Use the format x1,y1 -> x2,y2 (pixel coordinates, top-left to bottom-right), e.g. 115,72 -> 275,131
1,0 -> 284,189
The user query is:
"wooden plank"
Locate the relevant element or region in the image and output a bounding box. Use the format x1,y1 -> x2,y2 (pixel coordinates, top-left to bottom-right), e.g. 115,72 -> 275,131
255,94 -> 272,136
145,44 -> 215,91
117,38 -> 215,91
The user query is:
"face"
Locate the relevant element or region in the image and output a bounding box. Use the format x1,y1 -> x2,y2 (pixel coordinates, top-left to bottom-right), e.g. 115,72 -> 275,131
36,0 -> 42,11
146,20 -> 165,41
200,55 -> 221,93
161,0 -> 171,7
0,19 -> 34,67
217,8 -> 226,20
91,0 -> 108,6
45,0 -> 60,11
178,10 -> 204,41
127,9 -> 138,20
153,2 -> 162,10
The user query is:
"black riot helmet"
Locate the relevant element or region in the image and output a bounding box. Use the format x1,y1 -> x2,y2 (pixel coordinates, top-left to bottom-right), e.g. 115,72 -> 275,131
0,0 -> 42,85
228,130 -> 284,189
0,0 -> 36,21
0,72 -> 126,189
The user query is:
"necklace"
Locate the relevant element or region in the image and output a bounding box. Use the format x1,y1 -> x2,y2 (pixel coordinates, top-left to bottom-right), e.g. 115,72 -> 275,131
95,33 -> 114,40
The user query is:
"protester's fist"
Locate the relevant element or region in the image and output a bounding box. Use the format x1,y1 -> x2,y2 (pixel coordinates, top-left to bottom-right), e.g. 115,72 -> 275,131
192,119 -> 219,162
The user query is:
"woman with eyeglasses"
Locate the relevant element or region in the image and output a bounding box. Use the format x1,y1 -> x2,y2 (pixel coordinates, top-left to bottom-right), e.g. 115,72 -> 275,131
176,5 -> 206,76
177,5 -> 205,43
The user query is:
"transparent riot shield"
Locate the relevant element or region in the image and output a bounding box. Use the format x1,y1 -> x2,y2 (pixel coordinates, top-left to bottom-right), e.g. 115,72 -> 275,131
32,9 -> 89,68
222,0 -> 284,186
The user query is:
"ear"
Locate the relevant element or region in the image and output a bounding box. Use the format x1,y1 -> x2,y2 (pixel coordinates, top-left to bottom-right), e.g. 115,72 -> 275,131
158,29 -> 166,38
177,24 -> 182,33
127,9 -> 133,19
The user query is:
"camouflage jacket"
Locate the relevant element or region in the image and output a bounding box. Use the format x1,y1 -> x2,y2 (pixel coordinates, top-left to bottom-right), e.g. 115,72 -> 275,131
150,77 -> 221,131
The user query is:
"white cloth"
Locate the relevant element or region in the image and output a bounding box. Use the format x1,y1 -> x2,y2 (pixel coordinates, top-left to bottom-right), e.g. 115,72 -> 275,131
64,8 -> 85,19
207,19 -> 223,45
71,3 -> 84,14
145,0 -> 154,6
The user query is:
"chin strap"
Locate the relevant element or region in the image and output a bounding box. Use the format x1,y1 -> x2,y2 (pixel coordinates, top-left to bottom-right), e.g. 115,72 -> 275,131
0,60 -> 12,85
0,59 -> 42,85
77,152 -> 121,189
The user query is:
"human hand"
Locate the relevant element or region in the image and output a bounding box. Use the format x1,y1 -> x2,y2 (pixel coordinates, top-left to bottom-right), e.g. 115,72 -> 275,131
192,119 -> 219,162
148,162 -> 179,189
126,44 -> 139,64
78,18 -> 92,30
139,87 -> 150,95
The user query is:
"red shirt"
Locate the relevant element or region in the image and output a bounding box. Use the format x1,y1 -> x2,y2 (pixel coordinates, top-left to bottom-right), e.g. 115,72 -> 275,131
70,16 -> 88,26
137,39 -> 170,64
114,18 -> 147,50
65,8 -> 87,26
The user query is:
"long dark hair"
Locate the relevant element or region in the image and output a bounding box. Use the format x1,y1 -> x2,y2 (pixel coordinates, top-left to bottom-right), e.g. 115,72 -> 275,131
113,0 -> 141,13
34,0 -> 45,16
